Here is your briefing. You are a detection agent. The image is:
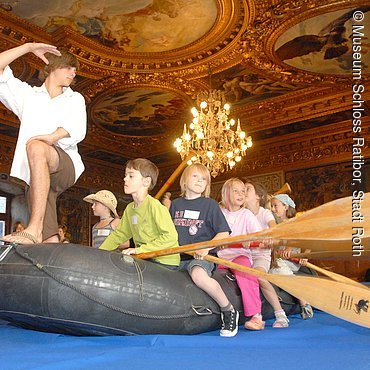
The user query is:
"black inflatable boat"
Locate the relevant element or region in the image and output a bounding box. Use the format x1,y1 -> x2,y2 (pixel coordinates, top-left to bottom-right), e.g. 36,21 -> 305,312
0,243 -> 304,335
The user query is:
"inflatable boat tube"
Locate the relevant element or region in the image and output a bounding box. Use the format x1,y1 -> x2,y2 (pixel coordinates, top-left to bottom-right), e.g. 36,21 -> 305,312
0,244 -> 305,336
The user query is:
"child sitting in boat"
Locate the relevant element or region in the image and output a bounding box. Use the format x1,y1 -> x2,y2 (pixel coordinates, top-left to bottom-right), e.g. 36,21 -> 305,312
99,158 -> 180,269
218,178 -> 266,330
270,193 -> 314,320
83,190 -> 121,248
244,179 -> 290,328
169,163 -> 238,337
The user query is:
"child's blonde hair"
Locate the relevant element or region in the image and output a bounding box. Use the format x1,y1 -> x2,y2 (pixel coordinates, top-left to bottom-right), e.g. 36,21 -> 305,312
180,163 -> 211,197
220,178 -> 245,210
126,158 -> 159,191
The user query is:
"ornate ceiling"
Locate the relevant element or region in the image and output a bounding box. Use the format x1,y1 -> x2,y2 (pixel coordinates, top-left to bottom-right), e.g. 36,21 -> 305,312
0,0 -> 369,195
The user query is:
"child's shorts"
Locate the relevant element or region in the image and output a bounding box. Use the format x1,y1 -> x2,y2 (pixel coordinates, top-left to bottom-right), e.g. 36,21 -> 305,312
252,254 -> 272,273
180,259 -> 215,277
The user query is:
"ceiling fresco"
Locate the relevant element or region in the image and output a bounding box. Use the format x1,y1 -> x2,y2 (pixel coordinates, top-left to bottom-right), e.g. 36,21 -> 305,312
213,64 -> 303,106
275,6 -> 370,75
92,88 -> 190,136
0,0 -> 369,194
6,0 -> 218,52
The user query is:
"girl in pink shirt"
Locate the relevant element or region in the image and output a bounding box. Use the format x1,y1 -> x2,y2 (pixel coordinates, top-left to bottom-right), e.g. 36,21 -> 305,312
218,178 -> 265,330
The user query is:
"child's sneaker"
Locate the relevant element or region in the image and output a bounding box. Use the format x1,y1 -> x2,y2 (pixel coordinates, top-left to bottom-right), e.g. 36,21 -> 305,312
300,304 -> 314,320
244,316 -> 265,331
220,309 -> 239,337
272,313 -> 289,328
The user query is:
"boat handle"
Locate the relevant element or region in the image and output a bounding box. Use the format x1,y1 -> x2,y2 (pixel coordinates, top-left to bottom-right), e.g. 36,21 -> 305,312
191,305 -> 213,316
0,244 -> 14,262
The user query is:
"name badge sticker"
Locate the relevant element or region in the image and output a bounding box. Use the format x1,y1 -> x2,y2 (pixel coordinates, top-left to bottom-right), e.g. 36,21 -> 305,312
132,215 -> 138,225
184,210 -> 200,219
97,229 -> 110,236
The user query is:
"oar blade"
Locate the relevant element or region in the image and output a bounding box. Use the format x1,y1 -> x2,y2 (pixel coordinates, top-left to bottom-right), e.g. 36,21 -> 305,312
269,275 -> 370,328
204,254 -> 370,328
248,193 -> 370,252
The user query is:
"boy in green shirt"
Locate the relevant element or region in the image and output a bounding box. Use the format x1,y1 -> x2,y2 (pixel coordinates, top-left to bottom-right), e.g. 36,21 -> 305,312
99,158 -> 179,268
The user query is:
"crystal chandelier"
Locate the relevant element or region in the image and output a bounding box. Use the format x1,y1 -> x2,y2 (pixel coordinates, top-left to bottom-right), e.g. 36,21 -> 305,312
174,88 -> 252,177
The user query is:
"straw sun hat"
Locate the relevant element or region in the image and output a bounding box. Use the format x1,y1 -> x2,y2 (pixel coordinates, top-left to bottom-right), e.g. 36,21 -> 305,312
83,190 -> 119,218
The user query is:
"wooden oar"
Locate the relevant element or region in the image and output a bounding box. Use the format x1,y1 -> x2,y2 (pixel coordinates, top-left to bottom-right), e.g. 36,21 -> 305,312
135,235 -> 267,260
135,237 -> 356,260
135,238 -> 356,260
154,152 -> 194,200
290,250 -> 370,260
288,258 -> 368,290
197,253 -> 370,328
136,194 -> 370,260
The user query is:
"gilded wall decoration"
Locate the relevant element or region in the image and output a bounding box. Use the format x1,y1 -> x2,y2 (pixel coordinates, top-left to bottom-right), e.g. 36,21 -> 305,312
57,188 -> 90,245
242,172 -> 284,194
285,162 -> 364,211
252,110 -> 354,140
236,119 -> 370,177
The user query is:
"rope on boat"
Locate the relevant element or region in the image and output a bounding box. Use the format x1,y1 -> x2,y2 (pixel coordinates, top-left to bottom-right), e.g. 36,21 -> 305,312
131,256 -> 144,302
15,246 -> 196,320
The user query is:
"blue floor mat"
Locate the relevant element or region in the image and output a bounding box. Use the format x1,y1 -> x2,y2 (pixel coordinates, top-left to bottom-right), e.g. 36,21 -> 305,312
0,310 -> 369,370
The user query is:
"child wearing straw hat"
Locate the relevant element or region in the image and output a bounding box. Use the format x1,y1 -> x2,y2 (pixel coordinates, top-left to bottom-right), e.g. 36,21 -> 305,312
83,190 -> 121,249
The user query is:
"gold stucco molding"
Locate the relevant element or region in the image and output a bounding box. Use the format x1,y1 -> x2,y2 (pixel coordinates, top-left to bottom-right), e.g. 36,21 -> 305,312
233,83 -> 370,132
